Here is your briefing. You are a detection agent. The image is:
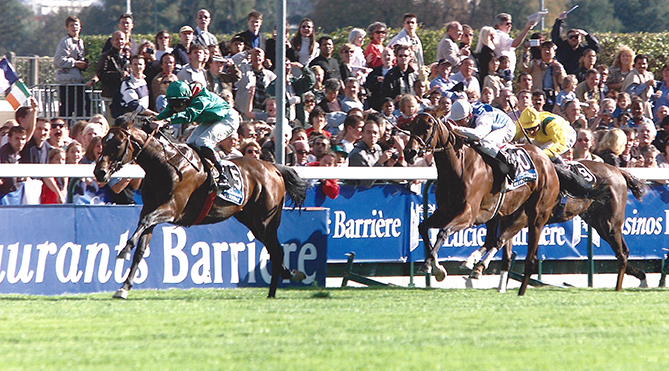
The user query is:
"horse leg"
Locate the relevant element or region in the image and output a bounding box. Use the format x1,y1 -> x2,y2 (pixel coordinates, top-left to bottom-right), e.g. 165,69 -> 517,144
498,241 -> 513,293
113,226 -> 154,299
418,207 -> 473,281
118,205 -> 176,260
461,246 -> 487,271
471,247 -> 499,279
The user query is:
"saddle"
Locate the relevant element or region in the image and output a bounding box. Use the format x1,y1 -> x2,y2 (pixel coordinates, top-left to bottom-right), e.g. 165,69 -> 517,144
554,161 -> 597,198
190,145 -> 245,206
471,144 -> 538,191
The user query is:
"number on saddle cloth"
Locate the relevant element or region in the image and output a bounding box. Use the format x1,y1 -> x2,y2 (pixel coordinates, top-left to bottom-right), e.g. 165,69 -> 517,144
502,146 -> 538,191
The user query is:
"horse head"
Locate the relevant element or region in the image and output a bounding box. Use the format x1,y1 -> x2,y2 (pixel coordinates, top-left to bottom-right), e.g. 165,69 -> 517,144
403,112 -> 453,164
94,126 -> 144,183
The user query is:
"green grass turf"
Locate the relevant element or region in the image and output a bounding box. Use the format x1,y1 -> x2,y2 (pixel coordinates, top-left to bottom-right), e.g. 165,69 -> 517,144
1,287 -> 668,370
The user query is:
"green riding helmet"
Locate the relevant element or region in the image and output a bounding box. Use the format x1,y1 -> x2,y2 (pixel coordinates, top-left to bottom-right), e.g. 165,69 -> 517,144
166,81 -> 192,112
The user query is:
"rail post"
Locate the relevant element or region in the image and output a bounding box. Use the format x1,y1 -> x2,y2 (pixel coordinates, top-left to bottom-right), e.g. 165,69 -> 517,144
587,225 -> 594,287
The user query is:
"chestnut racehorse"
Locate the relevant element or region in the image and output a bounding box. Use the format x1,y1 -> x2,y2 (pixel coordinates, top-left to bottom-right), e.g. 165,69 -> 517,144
404,112 -> 560,296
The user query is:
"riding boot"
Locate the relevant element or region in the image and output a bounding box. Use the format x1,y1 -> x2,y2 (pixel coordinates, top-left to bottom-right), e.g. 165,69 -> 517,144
200,147 -> 231,191
495,150 -> 516,180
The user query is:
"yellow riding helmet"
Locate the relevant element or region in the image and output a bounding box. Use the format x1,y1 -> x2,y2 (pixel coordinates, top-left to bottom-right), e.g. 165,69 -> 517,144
519,107 -> 541,130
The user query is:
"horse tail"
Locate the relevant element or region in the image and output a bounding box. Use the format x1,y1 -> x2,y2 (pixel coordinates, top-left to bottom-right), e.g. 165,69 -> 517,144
274,164 -> 310,208
554,163 -> 592,198
619,169 -> 647,201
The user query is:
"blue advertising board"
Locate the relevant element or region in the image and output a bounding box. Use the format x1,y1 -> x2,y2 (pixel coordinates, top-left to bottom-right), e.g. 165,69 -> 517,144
0,206 -> 328,295
305,183 -> 669,263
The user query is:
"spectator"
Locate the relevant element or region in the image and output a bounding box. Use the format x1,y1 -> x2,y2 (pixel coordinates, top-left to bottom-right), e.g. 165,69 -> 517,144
653,63 -> 669,118
482,55 -> 505,100
235,48 -> 276,118
364,22 -> 388,69
510,89 -> 532,119
607,46 -> 635,92
290,18 -> 319,67
151,53 -> 178,110
118,55 -> 158,117
591,98 -> 616,130
620,127 -> 638,167
311,149 -> 340,199
0,126 -> 28,201
348,28 -> 370,78
54,15 -> 91,119
493,88 -> 515,113
96,30 -> 128,123
41,148 -> 68,204
597,64 -> 610,98
173,26 -> 194,70
305,106 -> 331,139
562,100 -> 588,129
612,92 -> 631,124
193,9 -> 218,47
20,117 -> 51,163
493,13 -> 537,74
309,36 -> 340,82
205,54 -> 241,98
338,43 -> 358,82
583,99 -> 600,125
177,43 -> 208,85
396,94 -> 419,129
102,14 -> 137,55
575,69 -> 601,103
47,118 -> 69,149
531,91 -> 546,112
238,122 -> 257,141
574,49 -> 597,82
429,58 -> 455,97
154,30 -> 173,62
436,21 -> 470,68
387,13 -> 424,69
497,55 -> 513,87
381,97 -> 398,125
340,77 -> 364,113
624,99 -> 654,129
308,135 -> 331,163
480,87 -> 495,104
235,11 -> 265,51
338,115 -> 364,153
240,140 -> 261,159
652,116 -> 669,151
267,61 -> 316,125
217,131 -> 242,159
555,75 -> 578,112
474,26 -> 497,83
365,47 -> 395,111
293,140 -> 310,166
318,78 -> 343,113
450,58 -> 480,99
310,65 -> 325,103
636,145 -> 660,168
597,128 -> 626,167
80,135 -> 102,164
573,128 -> 602,162
637,120 -> 657,152
65,140 -> 83,164
516,72 -> 533,93
622,54 -> 655,117
349,121 -> 398,167
551,11 -> 600,74
523,41 -> 566,112
301,91 -> 317,124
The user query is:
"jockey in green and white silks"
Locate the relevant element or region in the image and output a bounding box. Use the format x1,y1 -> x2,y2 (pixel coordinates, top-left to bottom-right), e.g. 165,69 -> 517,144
155,80 -> 239,189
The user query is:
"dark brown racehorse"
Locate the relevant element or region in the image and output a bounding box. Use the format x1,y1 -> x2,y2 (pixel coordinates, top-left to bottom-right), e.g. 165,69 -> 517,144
464,160 -> 648,291
94,114 -> 309,299
404,112 -> 560,296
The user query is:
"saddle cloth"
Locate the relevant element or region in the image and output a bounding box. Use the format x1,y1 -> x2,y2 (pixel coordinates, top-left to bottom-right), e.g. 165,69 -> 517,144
217,159 -> 244,205
566,161 -> 597,188
502,145 -> 538,191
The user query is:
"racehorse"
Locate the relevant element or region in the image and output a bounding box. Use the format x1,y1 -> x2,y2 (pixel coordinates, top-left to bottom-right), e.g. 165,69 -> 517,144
463,160 -> 648,292
403,112 -> 560,296
94,113 -> 309,299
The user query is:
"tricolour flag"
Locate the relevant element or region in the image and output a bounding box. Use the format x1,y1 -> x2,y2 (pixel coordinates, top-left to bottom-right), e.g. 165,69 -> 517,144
6,81 -> 31,110
0,58 -> 19,92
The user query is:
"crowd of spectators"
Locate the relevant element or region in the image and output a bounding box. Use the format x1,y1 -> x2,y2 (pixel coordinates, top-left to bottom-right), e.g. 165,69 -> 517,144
3,8 -> 669,205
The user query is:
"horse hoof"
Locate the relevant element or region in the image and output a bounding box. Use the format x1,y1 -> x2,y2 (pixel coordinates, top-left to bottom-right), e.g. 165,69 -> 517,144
291,270 -> 306,282
117,251 -> 131,260
434,265 -> 447,282
417,264 -> 431,275
469,271 -> 482,280
640,279 -> 649,288
112,289 -> 128,299
460,261 -> 474,271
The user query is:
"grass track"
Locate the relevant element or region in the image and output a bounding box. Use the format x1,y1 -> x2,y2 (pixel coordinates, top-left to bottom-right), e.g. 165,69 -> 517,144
2,287 -> 669,370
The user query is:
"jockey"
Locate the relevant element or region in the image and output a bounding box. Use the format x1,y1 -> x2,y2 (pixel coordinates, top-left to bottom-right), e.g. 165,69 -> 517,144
447,99 -> 517,177
154,80 -> 240,190
515,107 -> 576,164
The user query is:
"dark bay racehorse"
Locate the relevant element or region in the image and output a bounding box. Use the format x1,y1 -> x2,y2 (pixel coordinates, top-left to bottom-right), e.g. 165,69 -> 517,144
464,160 -> 648,291
94,114 -> 309,299
404,112 -> 560,296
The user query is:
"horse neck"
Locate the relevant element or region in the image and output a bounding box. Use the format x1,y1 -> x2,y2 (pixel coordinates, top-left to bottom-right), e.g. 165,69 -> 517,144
128,129 -> 171,175
432,123 -> 465,177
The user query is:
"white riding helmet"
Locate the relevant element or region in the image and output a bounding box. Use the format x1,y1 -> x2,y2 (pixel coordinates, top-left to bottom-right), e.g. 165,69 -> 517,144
447,99 -> 472,121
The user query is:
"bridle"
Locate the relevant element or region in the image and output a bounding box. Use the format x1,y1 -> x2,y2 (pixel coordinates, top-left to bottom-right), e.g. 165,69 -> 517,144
411,112 -> 456,157
101,128 -> 149,175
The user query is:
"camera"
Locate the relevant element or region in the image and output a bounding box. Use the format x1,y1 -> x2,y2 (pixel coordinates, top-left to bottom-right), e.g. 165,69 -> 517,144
529,39 -> 541,47
391,152 -> 399,161
146,48 -> 154,54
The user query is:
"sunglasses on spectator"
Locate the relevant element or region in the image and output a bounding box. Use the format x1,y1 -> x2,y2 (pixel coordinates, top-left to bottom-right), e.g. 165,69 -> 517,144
305,99 -> 315,103
301,25 -> 313,29
375,30 -> 387,34
568,35 -> 580,39
296,150 -> 309,155
51,123 -> 65,129
246,149 -> 259,154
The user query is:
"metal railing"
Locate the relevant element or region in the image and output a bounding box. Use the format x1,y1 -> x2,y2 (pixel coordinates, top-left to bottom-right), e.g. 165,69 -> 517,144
29,84 -> 105,124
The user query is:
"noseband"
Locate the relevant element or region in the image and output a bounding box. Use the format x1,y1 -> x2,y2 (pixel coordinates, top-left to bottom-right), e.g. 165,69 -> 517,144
412,113 -> 455,156
102,128 -> 145,174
